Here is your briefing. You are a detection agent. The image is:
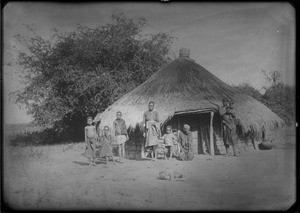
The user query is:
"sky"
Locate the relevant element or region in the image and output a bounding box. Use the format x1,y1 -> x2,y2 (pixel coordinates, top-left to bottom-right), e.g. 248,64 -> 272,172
3,2 -> 295,124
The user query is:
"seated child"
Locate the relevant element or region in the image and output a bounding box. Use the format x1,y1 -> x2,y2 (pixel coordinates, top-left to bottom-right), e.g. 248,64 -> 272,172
155,140 -> 168,160
98,126 -> 116,164
85,117 -> 97,166
161,126 -> 176,160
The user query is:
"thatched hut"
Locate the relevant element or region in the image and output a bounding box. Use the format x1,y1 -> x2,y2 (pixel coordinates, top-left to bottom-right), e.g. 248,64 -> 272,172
94,48 -> 284,158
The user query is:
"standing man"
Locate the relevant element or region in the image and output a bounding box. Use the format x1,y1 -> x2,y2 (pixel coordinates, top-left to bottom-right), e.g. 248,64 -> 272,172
178,124 -> 194,161
142,101 -> 160,160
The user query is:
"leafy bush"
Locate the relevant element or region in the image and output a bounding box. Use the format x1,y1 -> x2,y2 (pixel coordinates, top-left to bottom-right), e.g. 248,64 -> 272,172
12,13 -> 174,142
232,83 -> 263,102
263,83 -> 295,126
233,71 -> 295,126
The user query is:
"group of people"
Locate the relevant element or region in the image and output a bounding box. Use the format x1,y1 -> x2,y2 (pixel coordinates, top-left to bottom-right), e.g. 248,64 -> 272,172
142,101 -> 194,161
84,111 -> 128,166
84,98 -> 239,165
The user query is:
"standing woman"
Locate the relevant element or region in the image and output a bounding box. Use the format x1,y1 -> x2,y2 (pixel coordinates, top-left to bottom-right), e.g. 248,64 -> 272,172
142,101 -> 160,160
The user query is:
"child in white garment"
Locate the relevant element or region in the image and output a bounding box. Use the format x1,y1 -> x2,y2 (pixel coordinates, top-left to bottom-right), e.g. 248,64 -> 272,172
161,126 -> 177,160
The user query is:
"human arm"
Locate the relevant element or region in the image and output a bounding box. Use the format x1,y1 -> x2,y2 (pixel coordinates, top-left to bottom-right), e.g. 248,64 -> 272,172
172,134 -> 177,145
123,120 -> 129,139
84,127 -> 88,148
229,110 -> 236,118
155,111 -> 160,123
112,121 -> 117,137
218,106 -> 226,116
143,112 -> 146,127
178,132 -> 183,147
160,134 -> 165,141
142,113 -> 147,137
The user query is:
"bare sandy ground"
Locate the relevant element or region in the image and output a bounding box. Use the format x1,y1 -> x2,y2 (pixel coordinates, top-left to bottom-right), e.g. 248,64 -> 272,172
3,127 -> 296,211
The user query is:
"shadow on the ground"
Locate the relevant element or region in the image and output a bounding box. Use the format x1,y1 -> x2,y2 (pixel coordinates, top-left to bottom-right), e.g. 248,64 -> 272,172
73,161 -> 90,166
130,157 -> 152,161
73,160 -> 108,165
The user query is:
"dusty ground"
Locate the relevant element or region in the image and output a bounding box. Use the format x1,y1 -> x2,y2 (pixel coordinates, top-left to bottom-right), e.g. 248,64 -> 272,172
3,127 -> 296,211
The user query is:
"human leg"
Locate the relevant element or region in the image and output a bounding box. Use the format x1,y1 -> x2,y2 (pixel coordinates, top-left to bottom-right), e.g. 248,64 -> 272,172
167,146 -> 171,160
151,146 -> 156,161
232,145 -> 237,156
163,148 -> 167,160
112,156 -> 116,164
251,137 -> 256,150
122,143 -> 125,159
118,144 -> 123,162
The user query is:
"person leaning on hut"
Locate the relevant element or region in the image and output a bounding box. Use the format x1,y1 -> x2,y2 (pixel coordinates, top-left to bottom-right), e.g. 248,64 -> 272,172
143,101 -> 160,160
178,124 -> 194,161
113,111 -> 128,163
218,98 -> 238,156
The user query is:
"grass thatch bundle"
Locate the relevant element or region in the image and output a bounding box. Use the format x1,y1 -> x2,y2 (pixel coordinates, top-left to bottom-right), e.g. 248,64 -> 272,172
94,49 -> 284,136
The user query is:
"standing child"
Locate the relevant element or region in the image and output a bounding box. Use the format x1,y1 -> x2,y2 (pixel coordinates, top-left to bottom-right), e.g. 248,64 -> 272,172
85,117 -> 97,166
99,126 -> 116,164
161,126 -> 176,160
172,129 -> 180,157
113,111 -> 128,163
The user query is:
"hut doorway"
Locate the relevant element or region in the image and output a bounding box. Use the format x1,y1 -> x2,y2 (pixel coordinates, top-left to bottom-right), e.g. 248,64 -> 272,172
164,110 -> 213,155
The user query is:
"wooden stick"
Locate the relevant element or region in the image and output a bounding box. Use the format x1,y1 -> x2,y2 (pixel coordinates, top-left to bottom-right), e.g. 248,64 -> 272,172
210,111 -> 215,156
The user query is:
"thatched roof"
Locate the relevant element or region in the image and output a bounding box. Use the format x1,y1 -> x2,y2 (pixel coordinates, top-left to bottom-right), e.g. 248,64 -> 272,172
94,48 -> 284,135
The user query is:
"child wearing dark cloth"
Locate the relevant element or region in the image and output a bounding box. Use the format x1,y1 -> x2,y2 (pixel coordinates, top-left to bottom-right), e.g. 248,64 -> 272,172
99,126 -> 116,164
222,106 -> 238,156
85,117 -> 97,166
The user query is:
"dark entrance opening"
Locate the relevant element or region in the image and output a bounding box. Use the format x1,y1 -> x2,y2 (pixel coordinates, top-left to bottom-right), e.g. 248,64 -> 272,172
164,112 -> 212,155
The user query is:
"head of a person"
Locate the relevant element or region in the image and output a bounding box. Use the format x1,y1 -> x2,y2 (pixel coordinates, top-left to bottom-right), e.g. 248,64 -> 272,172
226,106 -> 233,113
148,101 -> 155,111
229,100 -> 234,106
87,117 -> 93,125
166,126 -> 172,134
222,98 -> 229,106
116,111 -> 122,120
103,126 -> 110,135
183,124 -> 190,133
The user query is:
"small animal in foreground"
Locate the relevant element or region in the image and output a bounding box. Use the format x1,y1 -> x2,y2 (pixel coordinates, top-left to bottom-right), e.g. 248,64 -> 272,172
158,170 -> 184,181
